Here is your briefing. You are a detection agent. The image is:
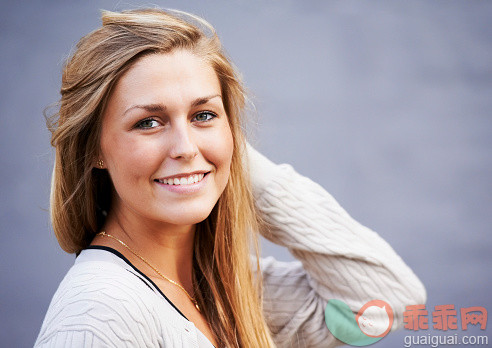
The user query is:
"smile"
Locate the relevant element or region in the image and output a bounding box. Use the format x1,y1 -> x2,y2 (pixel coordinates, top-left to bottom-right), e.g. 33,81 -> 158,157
154,172 -> 208,186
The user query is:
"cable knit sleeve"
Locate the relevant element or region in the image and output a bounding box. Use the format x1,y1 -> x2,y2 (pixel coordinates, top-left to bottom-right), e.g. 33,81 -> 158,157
246,144 -> 427,347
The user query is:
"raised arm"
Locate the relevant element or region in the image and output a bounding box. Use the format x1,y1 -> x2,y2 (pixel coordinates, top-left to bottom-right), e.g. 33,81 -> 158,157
246,144 -> 426,347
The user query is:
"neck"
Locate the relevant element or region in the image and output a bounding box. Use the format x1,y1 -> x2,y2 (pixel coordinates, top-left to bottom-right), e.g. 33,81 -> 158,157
100,208 -> 196,294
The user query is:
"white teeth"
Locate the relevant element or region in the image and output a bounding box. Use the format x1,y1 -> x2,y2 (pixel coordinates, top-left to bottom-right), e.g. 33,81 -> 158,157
157,173 -> 207,186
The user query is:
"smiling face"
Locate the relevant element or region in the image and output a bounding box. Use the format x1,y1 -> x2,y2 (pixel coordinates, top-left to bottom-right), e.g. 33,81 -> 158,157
99,50 -> 233,228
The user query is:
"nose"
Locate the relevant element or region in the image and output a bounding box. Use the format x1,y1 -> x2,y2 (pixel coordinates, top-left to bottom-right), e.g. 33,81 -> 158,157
168,122 -> 198,160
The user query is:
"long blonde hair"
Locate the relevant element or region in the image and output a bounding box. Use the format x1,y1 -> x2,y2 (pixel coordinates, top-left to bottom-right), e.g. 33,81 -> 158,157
48,8 -> 275,347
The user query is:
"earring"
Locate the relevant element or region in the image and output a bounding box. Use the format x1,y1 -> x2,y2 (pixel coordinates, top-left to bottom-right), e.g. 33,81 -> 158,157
97,159 -> 104,169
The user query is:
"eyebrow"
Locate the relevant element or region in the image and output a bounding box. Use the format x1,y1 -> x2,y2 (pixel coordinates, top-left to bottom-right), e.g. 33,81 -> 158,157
123,94 -> 222,116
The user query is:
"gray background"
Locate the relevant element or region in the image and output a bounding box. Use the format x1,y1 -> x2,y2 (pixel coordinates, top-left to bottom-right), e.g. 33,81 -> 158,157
1,1 -> 491,347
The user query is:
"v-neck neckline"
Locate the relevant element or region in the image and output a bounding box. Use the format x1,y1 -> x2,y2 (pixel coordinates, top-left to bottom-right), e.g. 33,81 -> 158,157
84,245 -> 189,319
82,245 -> 218,347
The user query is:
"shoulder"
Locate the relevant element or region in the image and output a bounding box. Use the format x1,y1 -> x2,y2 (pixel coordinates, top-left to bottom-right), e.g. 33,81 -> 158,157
35,253 -> 162,347
55,252 -> 155,307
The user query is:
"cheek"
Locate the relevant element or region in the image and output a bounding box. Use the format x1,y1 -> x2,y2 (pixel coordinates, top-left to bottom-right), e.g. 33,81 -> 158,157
212,124 -> 234,168
101,132 -> 161,184
199,123 -> 234,177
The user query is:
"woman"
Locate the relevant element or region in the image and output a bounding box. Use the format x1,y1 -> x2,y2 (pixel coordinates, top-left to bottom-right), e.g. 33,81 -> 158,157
35,8 -> 426,348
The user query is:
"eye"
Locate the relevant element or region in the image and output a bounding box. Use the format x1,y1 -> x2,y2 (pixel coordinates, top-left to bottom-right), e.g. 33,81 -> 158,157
193,111 -> 217,123
135,118 -> 160,129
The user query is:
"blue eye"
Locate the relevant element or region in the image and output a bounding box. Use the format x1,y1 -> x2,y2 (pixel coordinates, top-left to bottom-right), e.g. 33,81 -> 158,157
136,118 -> 159,129
193,111 -> 216,122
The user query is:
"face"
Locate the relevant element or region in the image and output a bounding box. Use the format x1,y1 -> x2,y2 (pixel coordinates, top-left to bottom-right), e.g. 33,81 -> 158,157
99,50 -> 234,228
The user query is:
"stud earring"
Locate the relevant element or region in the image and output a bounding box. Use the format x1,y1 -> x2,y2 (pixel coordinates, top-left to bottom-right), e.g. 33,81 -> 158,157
97,159 -> 104,169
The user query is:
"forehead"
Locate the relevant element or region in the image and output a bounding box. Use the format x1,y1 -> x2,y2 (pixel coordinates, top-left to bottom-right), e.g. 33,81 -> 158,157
109,50 -> 221,108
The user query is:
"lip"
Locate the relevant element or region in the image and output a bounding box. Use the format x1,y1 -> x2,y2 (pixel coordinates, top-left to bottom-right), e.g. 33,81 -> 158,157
154,172 -> 210,194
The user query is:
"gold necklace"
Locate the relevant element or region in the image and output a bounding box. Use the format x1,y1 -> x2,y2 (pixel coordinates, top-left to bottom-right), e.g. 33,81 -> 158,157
96,231 -> 200,312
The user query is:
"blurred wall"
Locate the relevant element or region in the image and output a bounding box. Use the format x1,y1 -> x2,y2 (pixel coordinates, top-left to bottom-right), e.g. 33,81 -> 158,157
1,1 -> 491,346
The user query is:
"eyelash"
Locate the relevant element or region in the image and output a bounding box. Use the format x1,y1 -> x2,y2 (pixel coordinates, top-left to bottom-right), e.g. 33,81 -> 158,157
135,118 -> 160,129
192,111 -> 217,123
135,111 -> 217,129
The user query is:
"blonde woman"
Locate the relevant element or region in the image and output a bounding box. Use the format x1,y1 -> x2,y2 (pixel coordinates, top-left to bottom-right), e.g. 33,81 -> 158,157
35,8 -> 426,348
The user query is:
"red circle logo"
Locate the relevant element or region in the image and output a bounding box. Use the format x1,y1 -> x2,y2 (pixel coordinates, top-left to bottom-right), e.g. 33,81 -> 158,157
355,300 -> 394,338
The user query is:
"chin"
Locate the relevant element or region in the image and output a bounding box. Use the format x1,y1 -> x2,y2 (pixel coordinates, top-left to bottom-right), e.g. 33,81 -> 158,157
157,204 -> 216,226
169,212 -> 211,225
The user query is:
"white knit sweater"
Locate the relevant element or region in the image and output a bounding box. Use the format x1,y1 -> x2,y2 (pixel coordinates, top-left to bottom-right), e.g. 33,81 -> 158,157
34,146 -> 426,347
